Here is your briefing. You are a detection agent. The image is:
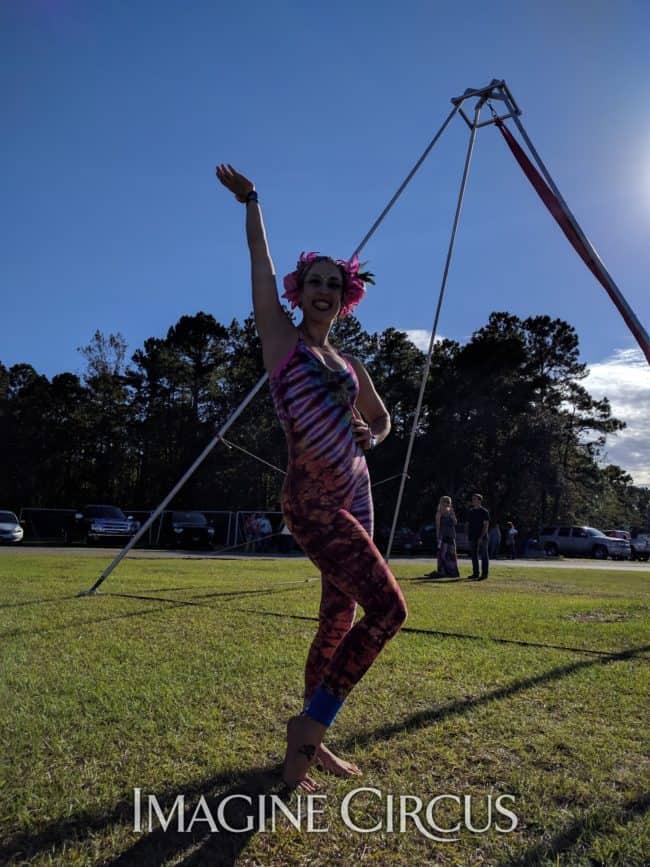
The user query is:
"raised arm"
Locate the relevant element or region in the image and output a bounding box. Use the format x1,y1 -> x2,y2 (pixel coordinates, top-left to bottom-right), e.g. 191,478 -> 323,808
216,164 -> 295,373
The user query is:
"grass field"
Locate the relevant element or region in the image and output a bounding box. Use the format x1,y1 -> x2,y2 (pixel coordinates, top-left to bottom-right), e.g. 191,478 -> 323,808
1,551 -> 648,866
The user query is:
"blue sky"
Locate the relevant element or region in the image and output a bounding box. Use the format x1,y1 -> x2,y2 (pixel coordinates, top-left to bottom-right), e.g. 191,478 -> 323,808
2,1 -> 649,480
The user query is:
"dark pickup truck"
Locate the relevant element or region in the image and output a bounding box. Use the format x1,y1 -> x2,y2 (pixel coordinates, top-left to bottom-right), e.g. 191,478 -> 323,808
63,504 -> 141,545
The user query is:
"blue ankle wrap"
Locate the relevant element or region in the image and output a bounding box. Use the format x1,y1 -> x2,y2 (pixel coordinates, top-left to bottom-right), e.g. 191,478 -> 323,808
304,685 -> 344,726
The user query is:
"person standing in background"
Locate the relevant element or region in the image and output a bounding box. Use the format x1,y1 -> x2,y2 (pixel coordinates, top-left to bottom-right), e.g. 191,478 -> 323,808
505,521 -> 518,559
488,522 -> 502,558
435,496 -> 459,578
467,493 -> 490,581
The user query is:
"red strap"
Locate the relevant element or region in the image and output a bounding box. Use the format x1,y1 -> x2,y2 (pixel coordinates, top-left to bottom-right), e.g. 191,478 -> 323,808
496,118 -> 650,364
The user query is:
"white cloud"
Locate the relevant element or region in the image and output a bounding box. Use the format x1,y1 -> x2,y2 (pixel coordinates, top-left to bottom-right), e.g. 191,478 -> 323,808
584,348 -> 650,485
404,329 -> 444,352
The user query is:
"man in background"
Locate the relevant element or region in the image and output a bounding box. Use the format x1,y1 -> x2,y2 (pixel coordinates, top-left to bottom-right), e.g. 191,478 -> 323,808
468,493 -> 490,581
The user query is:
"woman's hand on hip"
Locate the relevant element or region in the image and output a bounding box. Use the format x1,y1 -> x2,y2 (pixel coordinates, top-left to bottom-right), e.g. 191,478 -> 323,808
351,413 -> 373,450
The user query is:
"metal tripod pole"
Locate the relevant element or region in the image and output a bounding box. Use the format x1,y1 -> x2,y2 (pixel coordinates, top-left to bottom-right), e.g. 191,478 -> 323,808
352,105 -> 460,255
79,374 -> 268,595
385,102 -> 483,563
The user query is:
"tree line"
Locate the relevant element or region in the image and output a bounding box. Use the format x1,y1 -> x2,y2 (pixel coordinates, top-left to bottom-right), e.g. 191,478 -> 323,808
1,310 -> 648,538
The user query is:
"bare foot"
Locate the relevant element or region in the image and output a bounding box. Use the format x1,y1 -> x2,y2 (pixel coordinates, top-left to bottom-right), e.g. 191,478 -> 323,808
316,742 -> 362,777
282,714 -> 327,792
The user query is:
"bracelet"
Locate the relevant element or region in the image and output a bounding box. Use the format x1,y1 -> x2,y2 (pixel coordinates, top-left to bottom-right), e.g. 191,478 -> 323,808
369,435 -> 378,449
245,190 -> 259,204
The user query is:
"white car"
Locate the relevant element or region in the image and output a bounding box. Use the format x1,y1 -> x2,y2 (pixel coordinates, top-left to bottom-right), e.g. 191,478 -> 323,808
0,510 -> 24,544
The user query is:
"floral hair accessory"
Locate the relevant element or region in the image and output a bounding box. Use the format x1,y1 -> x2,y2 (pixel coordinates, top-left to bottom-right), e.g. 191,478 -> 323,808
282,252 -> 374,317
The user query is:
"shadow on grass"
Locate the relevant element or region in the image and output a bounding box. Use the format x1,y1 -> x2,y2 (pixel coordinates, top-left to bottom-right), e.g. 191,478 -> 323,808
2,643 -> 648,865
121,586 -> 207,593
336,643 -> 650,752
7,581 -> 639,658
411,573 -> 467,584
230,606 -> 648,659
0,763 -> 287,867
0,594 -> 80,610
108,583 -> 315,606
0,603 -> 191,639
4,591 -> 647,662
0,586 -> 213,611
0,576 -> 320,611
0,582 -> 318,640
108,767 -> 290,867
496,790 -> 650,866
400,624 -> 628,658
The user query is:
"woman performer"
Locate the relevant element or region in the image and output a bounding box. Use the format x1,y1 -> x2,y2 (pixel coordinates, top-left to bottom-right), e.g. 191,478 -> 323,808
216,164 -> 408,791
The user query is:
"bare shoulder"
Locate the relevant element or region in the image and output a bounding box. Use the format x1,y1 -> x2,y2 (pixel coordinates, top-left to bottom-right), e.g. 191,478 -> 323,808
342,354 -> 367,377
344,356 -> 380,393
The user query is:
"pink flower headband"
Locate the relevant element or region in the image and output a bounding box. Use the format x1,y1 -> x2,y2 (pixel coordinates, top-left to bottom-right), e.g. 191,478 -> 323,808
282,252 -> 374,317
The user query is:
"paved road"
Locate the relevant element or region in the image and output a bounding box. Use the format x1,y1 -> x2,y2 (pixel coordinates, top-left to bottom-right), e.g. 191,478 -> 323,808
2,545 -> 649,572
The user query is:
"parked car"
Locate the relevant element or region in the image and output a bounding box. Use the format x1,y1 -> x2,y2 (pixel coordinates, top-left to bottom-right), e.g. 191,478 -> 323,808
540,525 -> 631,560
630,532 -> 650,562
0,510 -> 24,544
376,525 -> 423,556
63,505 -> 141,545
605,529 -> 631,541
159,511 -> 215,549
418,523 -> 437,554
413,522 -> 472,556
455,524 -> 471,556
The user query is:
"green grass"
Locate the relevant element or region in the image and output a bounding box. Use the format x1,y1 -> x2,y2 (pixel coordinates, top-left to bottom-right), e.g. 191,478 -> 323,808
1,551 -> 648,866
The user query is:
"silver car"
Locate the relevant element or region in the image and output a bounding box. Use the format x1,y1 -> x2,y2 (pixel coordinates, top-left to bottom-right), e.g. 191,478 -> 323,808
0,510 -> 24,544
540,525 -> 631,560
630,533 -> 650,562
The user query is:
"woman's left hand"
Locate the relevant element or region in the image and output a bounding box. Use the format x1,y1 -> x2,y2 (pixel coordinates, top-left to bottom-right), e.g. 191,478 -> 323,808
351,412 -> 373,450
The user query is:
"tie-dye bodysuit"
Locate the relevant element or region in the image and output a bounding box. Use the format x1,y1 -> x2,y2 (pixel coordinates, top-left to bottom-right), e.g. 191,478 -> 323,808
270,336 -> 407,726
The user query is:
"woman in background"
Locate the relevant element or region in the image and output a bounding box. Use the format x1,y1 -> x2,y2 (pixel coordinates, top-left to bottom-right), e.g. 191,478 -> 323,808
435,496 -> 459,578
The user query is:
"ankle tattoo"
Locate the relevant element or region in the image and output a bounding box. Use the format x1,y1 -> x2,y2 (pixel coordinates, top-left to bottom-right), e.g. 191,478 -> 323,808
298,743 -> 316,761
